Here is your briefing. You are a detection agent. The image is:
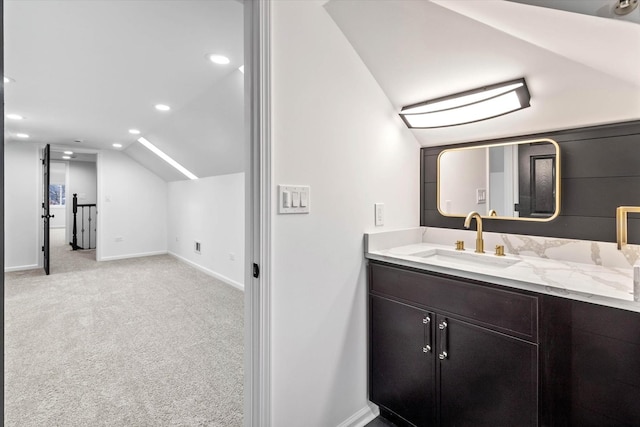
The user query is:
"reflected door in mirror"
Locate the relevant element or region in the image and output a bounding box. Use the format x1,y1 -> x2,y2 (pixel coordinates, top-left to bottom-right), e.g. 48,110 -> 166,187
517,143 -> 556,218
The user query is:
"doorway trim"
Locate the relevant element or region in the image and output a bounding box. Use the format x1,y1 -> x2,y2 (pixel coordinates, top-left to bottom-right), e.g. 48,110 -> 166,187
245,0 -> 271,426
1,0 -> 6,405
49,146 -> 101,262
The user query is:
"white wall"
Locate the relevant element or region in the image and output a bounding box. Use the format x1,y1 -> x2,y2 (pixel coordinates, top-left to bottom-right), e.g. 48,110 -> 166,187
4,142 -> 41,271
488,145 -> 517,217
167,173 -> 244,290
439,148 -> 487,215
65,161 -> 98,247
98,150 -> 168,261
271,2 -> 420,426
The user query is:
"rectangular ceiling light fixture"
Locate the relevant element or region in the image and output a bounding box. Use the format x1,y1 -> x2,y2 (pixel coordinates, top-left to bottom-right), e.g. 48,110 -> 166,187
400,78 -> 530,129
137,137 -> 198,180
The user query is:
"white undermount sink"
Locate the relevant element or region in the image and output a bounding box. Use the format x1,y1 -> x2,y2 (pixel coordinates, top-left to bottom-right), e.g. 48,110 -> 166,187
408,247 -> 521,268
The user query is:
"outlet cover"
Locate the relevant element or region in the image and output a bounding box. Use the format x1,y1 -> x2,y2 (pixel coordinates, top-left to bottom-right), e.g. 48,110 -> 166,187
194,241 -> 202,254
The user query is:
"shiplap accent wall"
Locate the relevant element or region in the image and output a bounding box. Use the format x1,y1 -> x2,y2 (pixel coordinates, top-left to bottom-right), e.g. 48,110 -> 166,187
421,121 -> 640,244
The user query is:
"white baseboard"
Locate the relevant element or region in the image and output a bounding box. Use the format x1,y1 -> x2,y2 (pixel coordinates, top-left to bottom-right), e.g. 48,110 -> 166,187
4,264 -> 40,273
337,404 -> 379,427
98,250 -> 167,262
169,252 -> 244,291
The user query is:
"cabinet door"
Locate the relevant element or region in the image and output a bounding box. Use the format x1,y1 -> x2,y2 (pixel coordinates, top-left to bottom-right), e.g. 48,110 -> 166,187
437,315 -> 538,427
370,295 -> 436,426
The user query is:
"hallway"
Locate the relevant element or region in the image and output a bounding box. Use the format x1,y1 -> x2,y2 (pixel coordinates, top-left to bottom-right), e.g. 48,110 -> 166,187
4,231 -> 244,426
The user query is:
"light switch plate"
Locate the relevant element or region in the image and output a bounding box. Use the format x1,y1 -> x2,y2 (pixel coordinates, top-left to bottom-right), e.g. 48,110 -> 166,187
476,188 -> 487,204
279,185 -> 310,214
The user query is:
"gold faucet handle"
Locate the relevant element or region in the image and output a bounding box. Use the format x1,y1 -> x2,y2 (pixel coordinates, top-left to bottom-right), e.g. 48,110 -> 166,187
455,240 -> 465,251
495,245 -> 505,256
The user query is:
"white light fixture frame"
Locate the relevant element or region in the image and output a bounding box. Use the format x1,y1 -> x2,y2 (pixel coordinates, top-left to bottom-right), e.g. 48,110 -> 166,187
400,78 -> 531,129
137,137 -> 198,180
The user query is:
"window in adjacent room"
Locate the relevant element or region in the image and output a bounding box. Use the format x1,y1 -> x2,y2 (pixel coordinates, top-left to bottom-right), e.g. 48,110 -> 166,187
49,184 -> 66,206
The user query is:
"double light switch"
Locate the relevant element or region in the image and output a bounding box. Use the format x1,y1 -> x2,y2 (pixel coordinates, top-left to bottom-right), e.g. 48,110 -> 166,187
279,185 -> 310,214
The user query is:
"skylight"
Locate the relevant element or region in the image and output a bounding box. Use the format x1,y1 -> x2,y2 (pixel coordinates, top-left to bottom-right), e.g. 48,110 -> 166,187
137,137 -> 198,180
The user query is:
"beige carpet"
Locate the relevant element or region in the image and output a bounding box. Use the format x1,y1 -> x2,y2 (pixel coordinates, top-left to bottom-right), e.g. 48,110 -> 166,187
4,229 -> 244,426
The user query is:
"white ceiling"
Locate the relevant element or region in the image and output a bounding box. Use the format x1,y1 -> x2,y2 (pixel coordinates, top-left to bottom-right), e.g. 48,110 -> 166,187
325,0 -> 640,146
4,0 -> 244,180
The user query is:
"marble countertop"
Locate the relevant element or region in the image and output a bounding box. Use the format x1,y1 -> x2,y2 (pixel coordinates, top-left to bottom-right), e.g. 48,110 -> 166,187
365,227 -> 640,313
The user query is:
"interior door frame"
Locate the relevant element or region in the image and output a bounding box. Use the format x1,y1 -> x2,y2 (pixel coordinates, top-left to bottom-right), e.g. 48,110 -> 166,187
1,0 -> 6,407
245,0 -> 271,426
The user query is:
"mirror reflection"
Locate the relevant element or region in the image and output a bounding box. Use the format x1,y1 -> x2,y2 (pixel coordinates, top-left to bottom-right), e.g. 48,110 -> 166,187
438,139 -> 560,221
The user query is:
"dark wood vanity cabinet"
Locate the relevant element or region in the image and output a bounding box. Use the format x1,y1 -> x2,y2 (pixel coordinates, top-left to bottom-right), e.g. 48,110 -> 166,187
569,301 -> 640,426
370,295 -> 436,426
437,315 -> 537,426
368,261 -> 640,427
369,262 -> 538,426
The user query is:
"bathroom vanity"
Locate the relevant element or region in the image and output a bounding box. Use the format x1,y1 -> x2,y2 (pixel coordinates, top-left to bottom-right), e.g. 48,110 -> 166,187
365,228 -> 640,427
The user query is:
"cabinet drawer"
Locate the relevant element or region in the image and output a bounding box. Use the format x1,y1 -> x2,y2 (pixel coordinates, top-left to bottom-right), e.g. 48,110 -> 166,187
369,262 -> 538,342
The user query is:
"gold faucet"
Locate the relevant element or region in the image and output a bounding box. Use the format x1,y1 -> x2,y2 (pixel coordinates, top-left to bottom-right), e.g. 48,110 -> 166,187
617,206 -> 640,250
464,211 -> 484,253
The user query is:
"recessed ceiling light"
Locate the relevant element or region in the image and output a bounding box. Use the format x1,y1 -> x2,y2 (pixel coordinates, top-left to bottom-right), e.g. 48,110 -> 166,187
17,133 -> 29,138
128,129 -> 141,135
239,65 -> 245,74
62,156 -> 71,160
113,143 -> 123,148
64,150 -> 73,155
209,54 -> 230,65
6,113 -> 24,120
155,104 -> 171,112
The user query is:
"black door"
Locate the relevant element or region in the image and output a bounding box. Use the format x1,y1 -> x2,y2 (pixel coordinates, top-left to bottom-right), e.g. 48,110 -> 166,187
370,295 -> 436,426
41,144 -> 53,275
437,315 -> 538,427
517,142 -> 556,218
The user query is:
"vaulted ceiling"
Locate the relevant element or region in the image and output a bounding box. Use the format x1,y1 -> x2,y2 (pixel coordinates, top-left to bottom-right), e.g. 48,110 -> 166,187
5,0 -> 639,174
4,0 -> 244,180
325,0 -> 640,146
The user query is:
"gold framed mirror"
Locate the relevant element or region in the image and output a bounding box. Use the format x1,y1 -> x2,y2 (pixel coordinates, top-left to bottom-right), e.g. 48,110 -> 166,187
437,138 -> 561,221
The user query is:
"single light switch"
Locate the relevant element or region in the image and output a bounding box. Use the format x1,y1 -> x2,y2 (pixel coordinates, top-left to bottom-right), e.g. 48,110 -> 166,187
375,203 -> 384,226
292,191 -> 300,207
300,191 -> 308,207
283,191 -> 291,208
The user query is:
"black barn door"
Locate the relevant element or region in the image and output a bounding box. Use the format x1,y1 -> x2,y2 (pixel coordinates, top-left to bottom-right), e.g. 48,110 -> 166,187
41,144 -> 53,275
